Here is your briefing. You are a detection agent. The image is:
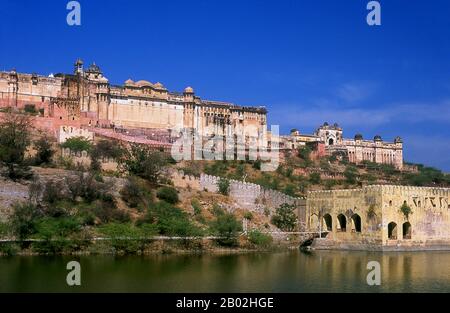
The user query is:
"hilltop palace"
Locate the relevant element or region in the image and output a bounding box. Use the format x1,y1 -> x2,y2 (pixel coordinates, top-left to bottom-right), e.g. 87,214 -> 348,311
0,60 -> 402,169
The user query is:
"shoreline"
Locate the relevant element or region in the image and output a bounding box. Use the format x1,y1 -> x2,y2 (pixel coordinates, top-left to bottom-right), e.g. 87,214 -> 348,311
0,237 -> 300,257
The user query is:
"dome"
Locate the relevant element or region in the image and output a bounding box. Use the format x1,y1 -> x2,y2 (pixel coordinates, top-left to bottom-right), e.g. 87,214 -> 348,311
354,133 -> 363,140
124,79 -> 135,86
333,123 -> 340,128
86,62 -> 101,74
394,136 -> 403,143
135,80 -> 153,87
323,122 -> 329,126
184,86 -> 194,94
154,82 -> 165,89
374,135 -> 382,141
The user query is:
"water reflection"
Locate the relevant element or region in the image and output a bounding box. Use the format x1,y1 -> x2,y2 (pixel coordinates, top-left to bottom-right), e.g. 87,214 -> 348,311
0,251 -> 449,292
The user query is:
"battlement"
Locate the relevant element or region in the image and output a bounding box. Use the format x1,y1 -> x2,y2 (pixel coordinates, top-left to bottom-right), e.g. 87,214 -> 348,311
308,185 -> 450,197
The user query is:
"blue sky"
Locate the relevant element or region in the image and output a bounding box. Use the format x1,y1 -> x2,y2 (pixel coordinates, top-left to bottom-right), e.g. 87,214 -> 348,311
1,0 -> 449,171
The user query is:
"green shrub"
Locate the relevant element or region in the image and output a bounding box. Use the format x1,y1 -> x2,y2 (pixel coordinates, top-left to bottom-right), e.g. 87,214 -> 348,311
309,172 -> 321,184
145,201 -> 202,237
42,180 -> 65,205
0,113 -> 33,180
210,212 -> 242,246
344,165 -> 358,185
24,104 -> 37,114
218,178 -> 230,196
92,200 -> 130,224
324,179 -> 337,190
180,162 -> 202,177
271,203 -> 297,231
120,177 -> 144,208
400,202 -> 413,219
0,222 -> 9,237
191,198 -> 202,216
283,184 -> 297,197
156,186 -> 179,204
211,203 -> 225,217
204,161 -> 229,177
61,137 -> 92,153
118,143 -> 167,184
31,217 -> 83,254
99,223 -> 145,254
247,230 -> 273,247
0,243 -> 19,256
252,160 -> 261,170
10,202 -> 42,240
34,135 -> 55,165
243,211 -> 253,220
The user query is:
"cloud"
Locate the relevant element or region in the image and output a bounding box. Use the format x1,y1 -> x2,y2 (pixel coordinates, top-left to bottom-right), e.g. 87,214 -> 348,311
270,100 -> 450,129
268,99 -> 450,171
336,82 -> 375,103
404,135 -> 450,172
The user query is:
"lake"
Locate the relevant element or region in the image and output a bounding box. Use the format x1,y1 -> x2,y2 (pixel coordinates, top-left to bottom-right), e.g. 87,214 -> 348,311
1,250 -> 449,292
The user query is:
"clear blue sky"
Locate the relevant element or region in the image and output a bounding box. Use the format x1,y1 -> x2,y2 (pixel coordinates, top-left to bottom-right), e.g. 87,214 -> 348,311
1,0 -> 449,171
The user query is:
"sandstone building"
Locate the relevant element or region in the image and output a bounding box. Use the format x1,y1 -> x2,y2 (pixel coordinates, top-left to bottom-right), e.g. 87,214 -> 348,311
0,60 -> 268,146
283,122 -> 403,169
307,186 -> 450,250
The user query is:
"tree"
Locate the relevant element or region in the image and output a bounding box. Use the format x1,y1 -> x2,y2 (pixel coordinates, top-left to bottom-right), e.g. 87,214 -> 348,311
119,143 -> 167,184
0,113 -> 33,180
10,202 -> 42,240
120,177 -> 145,208
271,203 -> 297,231
34,134 -> 55,165
90,139 -> 123,172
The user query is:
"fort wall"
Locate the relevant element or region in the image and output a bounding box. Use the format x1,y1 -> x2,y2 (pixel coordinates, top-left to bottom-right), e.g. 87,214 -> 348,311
307,186 -> 450,251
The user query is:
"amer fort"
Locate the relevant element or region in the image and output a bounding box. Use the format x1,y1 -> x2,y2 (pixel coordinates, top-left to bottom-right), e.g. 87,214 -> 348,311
1,60 -> 449,251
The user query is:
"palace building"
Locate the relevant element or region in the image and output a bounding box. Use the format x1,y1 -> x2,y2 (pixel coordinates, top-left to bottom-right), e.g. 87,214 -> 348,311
282,122 -> 404,169
0,60 -> 268,145
0,59 -> 403,168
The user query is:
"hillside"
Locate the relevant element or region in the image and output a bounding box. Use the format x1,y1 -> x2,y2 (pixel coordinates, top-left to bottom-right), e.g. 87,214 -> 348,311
177,147 -> 450,198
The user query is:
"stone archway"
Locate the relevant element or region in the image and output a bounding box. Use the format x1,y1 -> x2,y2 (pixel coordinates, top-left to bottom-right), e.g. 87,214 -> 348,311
337,214 -> 347,232
388,222 -> 398,239
323,214 -> 332,231
351,214 -> 362,233
403,222 -> 412,239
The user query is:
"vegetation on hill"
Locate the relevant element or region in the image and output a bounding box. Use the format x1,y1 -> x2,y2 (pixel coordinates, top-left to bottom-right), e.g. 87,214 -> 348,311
0,111 -> 449,256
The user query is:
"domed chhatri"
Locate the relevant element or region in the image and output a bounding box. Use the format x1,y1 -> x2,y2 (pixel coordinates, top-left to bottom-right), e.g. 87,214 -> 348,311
154,82 -> 165,89
394,136 -> 403,143
184,86 -> 194,94
374,135 -> 382,141
354,133 -> 363,140
86,62 -> 102,74
135,80 -> 153,87
124,79 -> 135,86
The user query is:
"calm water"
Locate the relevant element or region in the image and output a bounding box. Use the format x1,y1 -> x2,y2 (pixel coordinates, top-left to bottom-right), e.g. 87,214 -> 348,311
1,250 -> 449,292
